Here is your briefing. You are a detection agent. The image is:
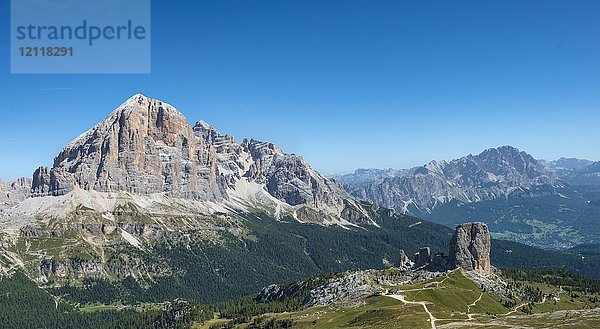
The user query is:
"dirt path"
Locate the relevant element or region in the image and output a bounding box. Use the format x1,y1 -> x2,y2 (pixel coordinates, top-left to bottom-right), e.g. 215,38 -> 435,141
437,272 -> 451,286
466,292 -> 483,320
500,302 -> 529,316
387,294 -> 437,329
384,271 -> 458,329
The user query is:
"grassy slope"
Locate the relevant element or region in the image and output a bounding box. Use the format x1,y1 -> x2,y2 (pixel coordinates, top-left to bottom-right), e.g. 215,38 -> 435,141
405,271 -> 506,319
230,296 -> 430,329
206,270 -> 600,328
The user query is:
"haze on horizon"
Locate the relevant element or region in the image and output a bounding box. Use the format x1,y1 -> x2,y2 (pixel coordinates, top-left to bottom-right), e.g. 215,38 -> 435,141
1,0 -> 599,180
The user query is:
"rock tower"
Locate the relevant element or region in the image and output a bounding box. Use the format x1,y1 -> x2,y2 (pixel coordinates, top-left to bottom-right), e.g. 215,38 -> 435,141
448,222 -> 491,276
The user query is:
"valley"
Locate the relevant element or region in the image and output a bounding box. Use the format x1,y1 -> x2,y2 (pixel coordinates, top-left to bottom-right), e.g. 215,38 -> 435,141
338,149 -> 600,250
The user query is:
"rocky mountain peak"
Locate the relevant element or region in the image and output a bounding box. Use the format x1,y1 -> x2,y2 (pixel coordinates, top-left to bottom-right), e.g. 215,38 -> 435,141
352,146 -> 560,214
193,120 -> 230,144
422,160 -> 447,175
481,145 -> 520,156
469,145 -> 546,180
26,94 -> 369,225
33,94 -> 221,199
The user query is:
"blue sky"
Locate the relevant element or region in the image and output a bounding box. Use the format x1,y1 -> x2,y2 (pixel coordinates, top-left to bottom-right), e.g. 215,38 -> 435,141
1,0 -> 599,180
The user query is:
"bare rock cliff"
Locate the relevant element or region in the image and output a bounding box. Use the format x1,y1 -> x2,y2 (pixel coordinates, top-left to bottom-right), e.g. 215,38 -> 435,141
449,222 -> 491,276
32,94 -> 226,200
27,94 -> 368,224
0,177 -> 32,210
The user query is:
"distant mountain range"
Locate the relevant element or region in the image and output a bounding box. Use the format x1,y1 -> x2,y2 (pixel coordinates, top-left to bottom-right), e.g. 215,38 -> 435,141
0,177 -> 31,209
539,157 -> 594,171
350,146 -> 561,213
538,157 -> 600,185
332,168 -> 412,194
338,148 -> 600,249
563,161 -> 600,186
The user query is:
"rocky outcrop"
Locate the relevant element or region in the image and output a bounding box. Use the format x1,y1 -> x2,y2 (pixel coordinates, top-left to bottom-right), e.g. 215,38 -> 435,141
449,222 -> 491,276
304,271 -> 376,306
0,177 -> 32,210
409,222 -> 491,275
162,299 -> 192,324
40,258 -> 102,278
413,247 -> 432,269
411,248 -> 452,272
31,167 -> 76,196
429,252 -> 452,271
398,249 -> 414,270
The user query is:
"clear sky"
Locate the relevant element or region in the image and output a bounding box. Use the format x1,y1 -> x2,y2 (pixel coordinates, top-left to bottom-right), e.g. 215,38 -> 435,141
1,0 -> 599,180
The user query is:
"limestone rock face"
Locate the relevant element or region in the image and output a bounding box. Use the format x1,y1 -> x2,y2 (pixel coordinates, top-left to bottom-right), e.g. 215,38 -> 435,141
40,258 -> 102,278
27,94 -> 368,224
243,139 -> 347,212
449,222 -> 491,276
397,250 -> 414,270
32,95 -> 226,200
413,247 -> 432,269
0,177 -> 32,210
32,167 -> 76,196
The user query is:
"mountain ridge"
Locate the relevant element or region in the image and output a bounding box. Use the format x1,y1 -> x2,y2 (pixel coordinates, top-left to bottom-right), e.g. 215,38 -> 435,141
352,145 -> 561,214
17,94 -> 371,227
339,147 -> 600,249
564,161 -> 600,186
